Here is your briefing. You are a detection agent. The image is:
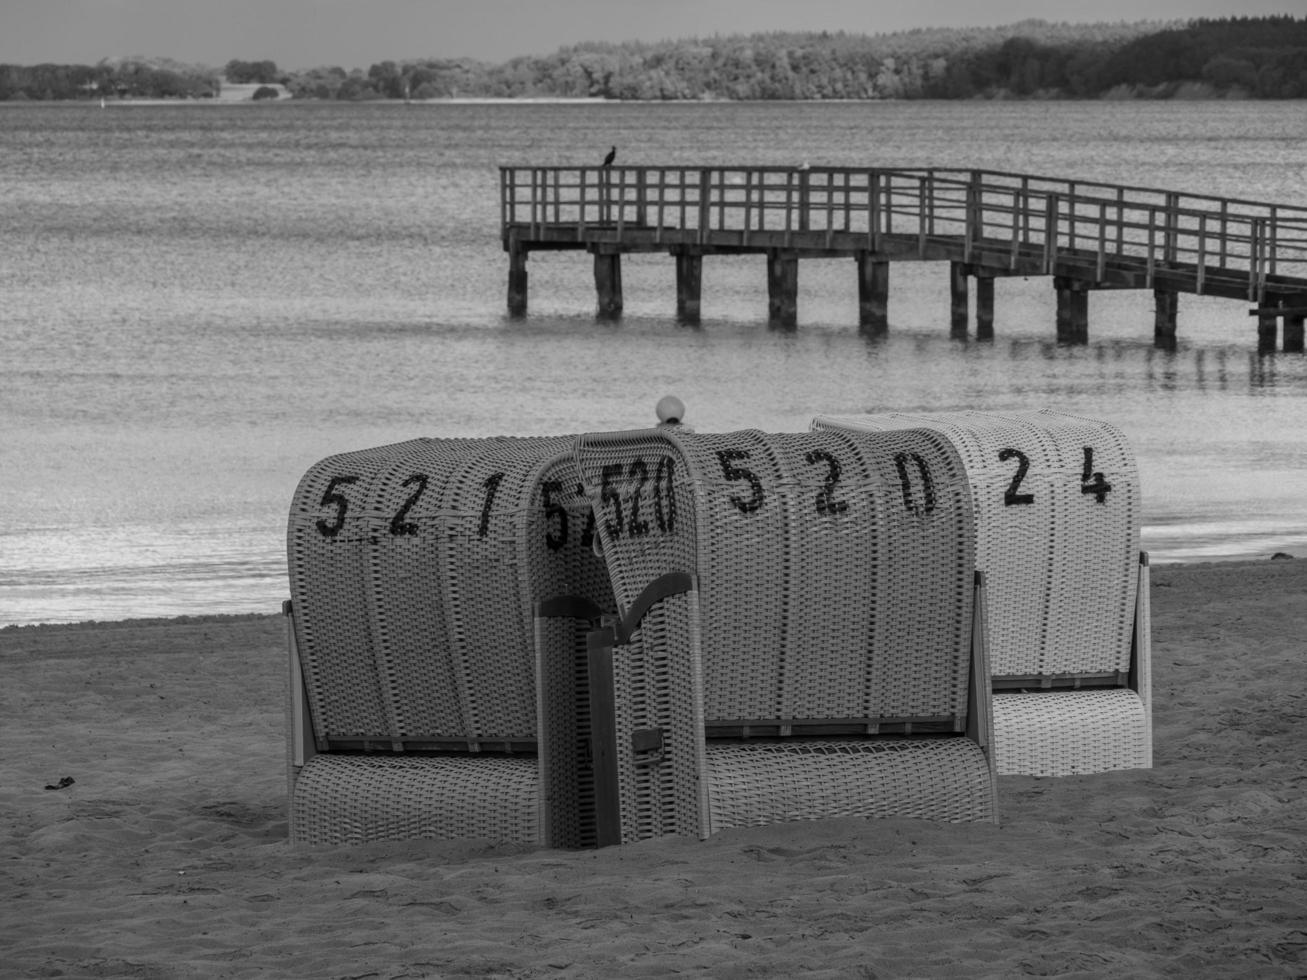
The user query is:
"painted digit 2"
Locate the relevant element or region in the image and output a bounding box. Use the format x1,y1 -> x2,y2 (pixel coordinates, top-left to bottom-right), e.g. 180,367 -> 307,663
802,450 -> 846,515
595,456 -> 677,540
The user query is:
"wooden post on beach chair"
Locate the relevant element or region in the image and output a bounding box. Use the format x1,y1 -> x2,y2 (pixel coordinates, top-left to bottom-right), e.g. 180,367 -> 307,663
283,436 -> 615,846
813,409 -> 1151,777
572,427 -> 998,844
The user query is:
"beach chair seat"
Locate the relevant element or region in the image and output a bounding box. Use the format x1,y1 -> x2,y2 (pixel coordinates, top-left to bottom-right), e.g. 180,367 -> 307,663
567,426 -> 998,844
285,436 -> 614,845
812,409 -> 1150,777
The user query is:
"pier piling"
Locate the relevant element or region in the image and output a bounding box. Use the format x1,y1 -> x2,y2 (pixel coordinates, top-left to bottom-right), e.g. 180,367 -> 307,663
507,239 -> 528,317
675,250 -> 703,324
949,262 -> 969,338
767,251 -> 799,328
1055,278 -> 1089,344
1154,289 -> 1178,350
975,274 -> 995,340
593,251 -> 623,319
856,254 -> 889,334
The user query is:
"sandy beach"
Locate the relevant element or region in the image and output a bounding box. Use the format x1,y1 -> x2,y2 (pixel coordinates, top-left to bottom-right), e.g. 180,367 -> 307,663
2,559 -> 1305,979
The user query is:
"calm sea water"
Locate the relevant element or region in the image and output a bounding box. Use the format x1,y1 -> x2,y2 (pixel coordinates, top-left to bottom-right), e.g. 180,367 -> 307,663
3,100 -> 1307,626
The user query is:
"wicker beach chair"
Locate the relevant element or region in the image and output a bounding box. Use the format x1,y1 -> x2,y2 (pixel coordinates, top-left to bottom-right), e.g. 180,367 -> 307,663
812,410 -> 1151,777
567,426 -> 998,844
284,436 -> 615,846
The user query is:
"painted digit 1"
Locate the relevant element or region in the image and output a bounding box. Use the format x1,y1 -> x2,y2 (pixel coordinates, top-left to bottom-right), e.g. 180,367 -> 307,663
478,472 -> 505,537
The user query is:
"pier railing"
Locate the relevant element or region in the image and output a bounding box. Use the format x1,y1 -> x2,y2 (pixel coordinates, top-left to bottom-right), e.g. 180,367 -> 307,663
501,166 -> 1307,303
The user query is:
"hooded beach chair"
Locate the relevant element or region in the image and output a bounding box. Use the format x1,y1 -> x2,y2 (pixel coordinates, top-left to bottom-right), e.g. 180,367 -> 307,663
812,409 -> 1150,777
566,426 -> 998,844
284,435 -> 615,846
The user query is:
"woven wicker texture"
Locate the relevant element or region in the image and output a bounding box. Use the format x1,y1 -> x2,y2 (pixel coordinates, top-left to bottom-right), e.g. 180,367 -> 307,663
811,409 -> 1139,678
813,409 -> 1149,777
705,738 -> 997,831
575,427 -> 995,840
287,436 -> 610,845
288,436 -> 579,743
576,427 -> 978,725
991,690 -> 1150,776
291,754 -> 540,845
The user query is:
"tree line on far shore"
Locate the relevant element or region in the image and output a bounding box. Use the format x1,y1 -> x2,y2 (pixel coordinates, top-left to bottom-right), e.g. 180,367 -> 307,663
3,16 -> 1304,103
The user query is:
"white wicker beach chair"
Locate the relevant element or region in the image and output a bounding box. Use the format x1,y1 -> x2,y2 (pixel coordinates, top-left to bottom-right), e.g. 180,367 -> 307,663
568,427 -> 998,844
284,436 -> 615,846
811,410 -> 1151,777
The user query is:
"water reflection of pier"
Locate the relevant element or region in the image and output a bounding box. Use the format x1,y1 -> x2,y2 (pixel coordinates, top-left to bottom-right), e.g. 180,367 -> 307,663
500,166 -> 1307,352
999,337 -> 1302,391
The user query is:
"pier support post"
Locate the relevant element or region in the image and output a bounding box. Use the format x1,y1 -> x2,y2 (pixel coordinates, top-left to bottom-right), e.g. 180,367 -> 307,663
1285,312 -> 1305,353
767,251 -> 798,329
975,274 -> 995,340
1257,307 -> 1279,354
594,251 -> 623,320
1055,277 -> 1089,344
856,254 -> 889,335
507,240 -> 528,317
675,250 -> 703,325
1153,289 -> 1178,350
949,262 -> 969,338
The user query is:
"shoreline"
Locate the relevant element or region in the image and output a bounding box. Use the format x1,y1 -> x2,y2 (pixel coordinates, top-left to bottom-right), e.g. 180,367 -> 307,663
1,555 -> 1297,631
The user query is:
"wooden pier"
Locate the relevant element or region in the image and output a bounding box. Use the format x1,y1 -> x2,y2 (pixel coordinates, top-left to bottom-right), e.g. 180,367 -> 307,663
499,166 -> 1307,351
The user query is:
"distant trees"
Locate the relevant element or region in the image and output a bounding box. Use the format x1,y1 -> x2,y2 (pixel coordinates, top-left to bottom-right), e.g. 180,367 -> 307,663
0,58 -> 217,100
0,18 -> 1303,102
224,59 -> 281,84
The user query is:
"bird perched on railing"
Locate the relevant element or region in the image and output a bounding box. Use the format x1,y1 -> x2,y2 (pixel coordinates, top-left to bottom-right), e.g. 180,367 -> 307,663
602,146 -> 616,167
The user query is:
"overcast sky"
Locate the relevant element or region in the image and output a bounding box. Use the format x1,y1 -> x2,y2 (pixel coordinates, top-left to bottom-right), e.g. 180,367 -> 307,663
1,0 -> 1298,69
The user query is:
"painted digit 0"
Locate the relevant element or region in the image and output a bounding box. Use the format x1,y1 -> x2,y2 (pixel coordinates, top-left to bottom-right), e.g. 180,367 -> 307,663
893,452 -> 936,515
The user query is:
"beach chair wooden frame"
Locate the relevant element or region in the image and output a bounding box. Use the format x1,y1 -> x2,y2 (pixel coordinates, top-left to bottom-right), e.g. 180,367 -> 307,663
284,436 -> 615,846
563,426 -> 999,844
812,409 -> 1152,777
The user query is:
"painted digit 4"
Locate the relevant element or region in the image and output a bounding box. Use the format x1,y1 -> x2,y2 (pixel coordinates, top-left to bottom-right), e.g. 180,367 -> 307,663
1080,447 -> 1112,504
